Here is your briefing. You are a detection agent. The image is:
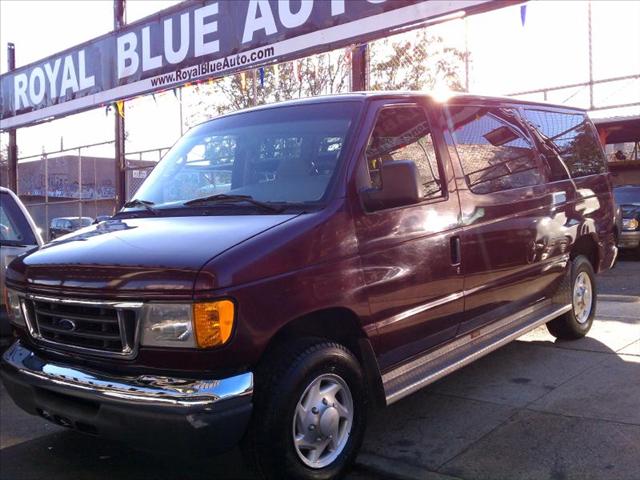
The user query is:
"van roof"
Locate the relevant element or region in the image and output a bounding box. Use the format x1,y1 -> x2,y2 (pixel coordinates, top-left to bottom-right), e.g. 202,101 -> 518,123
288,91 -> 584,109
195,91 -> 586,129
316,91 -> 586,111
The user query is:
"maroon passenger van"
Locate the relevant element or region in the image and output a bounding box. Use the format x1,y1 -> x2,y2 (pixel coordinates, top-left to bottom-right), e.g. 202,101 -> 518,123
2,93 -> 617,479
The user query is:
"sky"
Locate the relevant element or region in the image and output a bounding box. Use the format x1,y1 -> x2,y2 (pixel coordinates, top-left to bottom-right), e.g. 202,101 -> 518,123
1,0 -> 639,160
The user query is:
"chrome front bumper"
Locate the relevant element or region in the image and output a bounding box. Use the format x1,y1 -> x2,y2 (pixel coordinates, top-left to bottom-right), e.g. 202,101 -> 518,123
2,341 -> 253,409
1,341 -> 254,453
619,230 -> 640,249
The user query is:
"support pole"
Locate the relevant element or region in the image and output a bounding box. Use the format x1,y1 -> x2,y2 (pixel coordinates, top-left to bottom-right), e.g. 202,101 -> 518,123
178,87 -> 184,136
114,0 -> 127,208
587,1 -> 594,110
351,44 -> 369,91
464,18 -> 469,92
7,43 -> 17,192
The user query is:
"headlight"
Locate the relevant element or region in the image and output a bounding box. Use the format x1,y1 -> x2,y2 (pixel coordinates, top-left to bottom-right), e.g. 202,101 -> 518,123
5,290 -> 26,327
622,218 -> 639,231
140,304 -> 195,348
140,300 -> 235,349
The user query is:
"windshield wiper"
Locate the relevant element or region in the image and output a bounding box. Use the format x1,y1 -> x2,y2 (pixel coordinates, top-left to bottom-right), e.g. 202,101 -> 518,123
183,194 -> 283,213
122,198 -> 158,215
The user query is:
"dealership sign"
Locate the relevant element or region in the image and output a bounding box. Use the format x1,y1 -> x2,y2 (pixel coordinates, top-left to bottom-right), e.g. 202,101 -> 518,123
0,0 -> 496,130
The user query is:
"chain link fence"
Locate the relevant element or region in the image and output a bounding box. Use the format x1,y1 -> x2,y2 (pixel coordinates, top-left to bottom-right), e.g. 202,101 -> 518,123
15,141 -> 116,241
180,45 -> 354,129
10,142 -> 172,241
368,25 -> 468,93
125,147 -> 171,198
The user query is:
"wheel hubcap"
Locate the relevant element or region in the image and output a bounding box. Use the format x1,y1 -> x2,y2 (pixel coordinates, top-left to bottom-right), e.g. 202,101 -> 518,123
292,373 -> 354,469
573,271 -> 593,324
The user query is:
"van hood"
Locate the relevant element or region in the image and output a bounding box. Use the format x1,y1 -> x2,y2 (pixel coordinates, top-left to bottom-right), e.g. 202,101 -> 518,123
7,215 -> 298,296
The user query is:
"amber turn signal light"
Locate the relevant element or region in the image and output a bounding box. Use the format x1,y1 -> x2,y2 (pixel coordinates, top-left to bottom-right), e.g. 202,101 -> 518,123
192,300 -> 235,348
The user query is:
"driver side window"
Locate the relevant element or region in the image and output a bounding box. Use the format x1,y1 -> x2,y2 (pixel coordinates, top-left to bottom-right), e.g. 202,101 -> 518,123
365,106 -> 443,200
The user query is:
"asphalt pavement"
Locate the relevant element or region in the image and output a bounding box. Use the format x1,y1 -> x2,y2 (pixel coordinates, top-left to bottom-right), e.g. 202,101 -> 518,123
1,258 -> 638,480
599,250 -> 640,297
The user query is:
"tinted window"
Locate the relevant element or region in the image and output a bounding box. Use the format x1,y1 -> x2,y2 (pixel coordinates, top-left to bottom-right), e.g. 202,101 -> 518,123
522,109 -> 606,180
0,192 -> 37,245
365,106 -> 443,199
447,106 -> 543,194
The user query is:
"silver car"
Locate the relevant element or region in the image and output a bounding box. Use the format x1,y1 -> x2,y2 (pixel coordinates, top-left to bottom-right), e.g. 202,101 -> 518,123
614,185 -> 640,252
1,187 -> 43,336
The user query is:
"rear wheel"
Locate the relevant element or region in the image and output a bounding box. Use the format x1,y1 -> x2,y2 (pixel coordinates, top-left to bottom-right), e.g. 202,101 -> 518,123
547,255 -> 596,339
245,340 -> 367,480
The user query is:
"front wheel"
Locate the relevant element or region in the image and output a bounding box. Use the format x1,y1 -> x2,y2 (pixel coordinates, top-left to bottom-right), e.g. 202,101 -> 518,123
245,340 -> 367,480
547,255 -> 597,339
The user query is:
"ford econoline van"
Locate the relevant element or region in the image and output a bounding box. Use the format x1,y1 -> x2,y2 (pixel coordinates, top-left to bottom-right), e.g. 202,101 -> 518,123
2,93 -> 617,479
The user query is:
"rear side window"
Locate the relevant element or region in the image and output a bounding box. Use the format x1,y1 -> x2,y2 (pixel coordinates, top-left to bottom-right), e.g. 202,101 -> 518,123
365,106 -> 443,200
521,109 -> 606,180
447,106 -> 543,194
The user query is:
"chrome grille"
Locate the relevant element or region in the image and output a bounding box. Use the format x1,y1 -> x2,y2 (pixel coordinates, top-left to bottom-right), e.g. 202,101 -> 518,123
24,295 -> 142,358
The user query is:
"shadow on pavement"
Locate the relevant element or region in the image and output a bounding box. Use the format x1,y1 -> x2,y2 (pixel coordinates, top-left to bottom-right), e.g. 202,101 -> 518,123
0,425 -> 254,480
361,330 -> 640,480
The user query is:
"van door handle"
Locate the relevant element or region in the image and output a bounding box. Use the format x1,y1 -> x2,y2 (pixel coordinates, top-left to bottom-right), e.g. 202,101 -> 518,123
450,236 -> 461,266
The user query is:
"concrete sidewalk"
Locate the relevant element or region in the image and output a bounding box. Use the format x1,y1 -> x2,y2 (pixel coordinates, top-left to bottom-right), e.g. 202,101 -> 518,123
1,300 -> 638,479
357,298 -> 640,480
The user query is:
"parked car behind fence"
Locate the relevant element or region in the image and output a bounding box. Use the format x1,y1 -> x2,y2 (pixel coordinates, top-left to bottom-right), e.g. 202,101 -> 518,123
49,217 -> 93,239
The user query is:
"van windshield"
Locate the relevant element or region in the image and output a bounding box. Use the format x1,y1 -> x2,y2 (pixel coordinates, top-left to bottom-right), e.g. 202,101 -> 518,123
131,102 -> 360,211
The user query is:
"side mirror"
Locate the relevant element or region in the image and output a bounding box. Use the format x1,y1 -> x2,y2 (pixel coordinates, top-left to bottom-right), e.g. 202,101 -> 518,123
361,160 -> 421,211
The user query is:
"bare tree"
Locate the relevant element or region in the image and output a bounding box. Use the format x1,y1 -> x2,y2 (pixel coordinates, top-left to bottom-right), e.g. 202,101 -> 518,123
370,29 -> 468,92
185,49 -> 352,125
185,30 -> 468,124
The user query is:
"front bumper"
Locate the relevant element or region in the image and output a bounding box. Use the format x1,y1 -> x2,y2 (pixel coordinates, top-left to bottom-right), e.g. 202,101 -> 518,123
0,341 -> 253,454
619,230 -> 640,250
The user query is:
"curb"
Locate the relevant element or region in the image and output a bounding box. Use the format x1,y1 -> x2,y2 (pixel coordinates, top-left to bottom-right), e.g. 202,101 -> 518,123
599,294 -> 640,303
355,453 -> 463,480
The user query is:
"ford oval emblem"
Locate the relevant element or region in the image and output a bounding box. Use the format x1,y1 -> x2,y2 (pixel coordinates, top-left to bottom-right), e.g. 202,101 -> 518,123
57,319 -> 77,332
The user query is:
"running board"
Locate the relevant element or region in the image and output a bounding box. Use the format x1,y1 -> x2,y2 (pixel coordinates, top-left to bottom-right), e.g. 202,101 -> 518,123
383,301 -> 571,405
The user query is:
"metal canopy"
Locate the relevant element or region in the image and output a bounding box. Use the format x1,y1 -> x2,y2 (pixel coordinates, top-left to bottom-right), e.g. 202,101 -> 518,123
593,116 -> 640,144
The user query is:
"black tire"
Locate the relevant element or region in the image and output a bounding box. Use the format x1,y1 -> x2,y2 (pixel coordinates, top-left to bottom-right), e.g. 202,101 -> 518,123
244,339 -> 367,480
547,255 -> 597,340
